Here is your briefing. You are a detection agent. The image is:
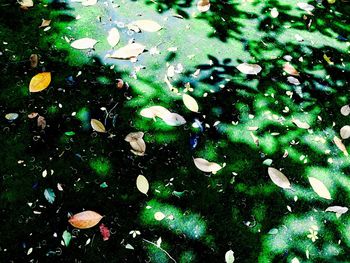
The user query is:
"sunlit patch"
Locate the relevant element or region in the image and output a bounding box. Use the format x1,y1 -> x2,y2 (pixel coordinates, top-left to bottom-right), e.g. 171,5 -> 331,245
89,157 -> 111,176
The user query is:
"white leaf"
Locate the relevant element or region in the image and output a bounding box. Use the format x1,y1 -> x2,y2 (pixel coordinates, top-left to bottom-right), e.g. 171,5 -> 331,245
125,244 -> 134,250
71,38 -> 98,50
340,105 -> 350,116
308,177 -> 332,200
18,0 -> 33,7
297,3 -> 315,12
287,76 -> 301,85
268,167 -> 291,189
162,113 -> 186,126
236,63 -> 262,75
340,126 -> 350,139
193,158 -> 222,173
291,258 -> 300,263
325,206 -> 348,217
156,237 -> 162,247
109,43 -> 145,59
82,0 -> 97,6
334,136 -> 349,156
225,250 -> 235,263
292,118 -> 310,129
271,8 -> 279,18
140,106 -> 171,119
154,211 -> 165,221
130,20 -> 162,32
107,28 -> 120,47
183,94 -> 199,112
136,175 -> 149,195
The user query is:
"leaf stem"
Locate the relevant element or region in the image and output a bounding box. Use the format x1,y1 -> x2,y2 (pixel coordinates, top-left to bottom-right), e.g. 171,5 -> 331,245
142,238 -> 177,263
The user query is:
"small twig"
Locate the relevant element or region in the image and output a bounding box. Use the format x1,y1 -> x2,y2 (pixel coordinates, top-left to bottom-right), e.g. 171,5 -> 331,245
142,238 -> 177,263
104,102 -> 118,126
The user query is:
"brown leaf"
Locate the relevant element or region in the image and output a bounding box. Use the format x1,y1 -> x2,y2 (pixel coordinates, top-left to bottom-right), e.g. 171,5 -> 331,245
37,116 -> 46,129
39,19 -> 51,28
29,54 -> 38,68
283,62 -> 299,76
28,112 -> 38,118
197,0 -> 210,12
68,210 -> 103,229
125,132 -> 144,142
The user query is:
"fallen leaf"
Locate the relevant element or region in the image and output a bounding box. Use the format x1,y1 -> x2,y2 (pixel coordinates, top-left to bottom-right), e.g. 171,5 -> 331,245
130,20 -> 162,32
297,2 -> 315,12
193,158 -> 222,173
340,126 -> 350,139
292,118 -> 310,129
154,211 -> 165,221
99,224 -> 110,241
29,72 -> 51,92
62,230 -> 71,246
287,76 -> 301,85
109,43 -> 145,60
162,112 -> 186,126
18,0 -> 33,7
283,62 -> 299,76
270,8 -> 279,18
140,106 -> 171,119
68,210 -> 103,229
82,0 -> 97,6
37,116 -> 46,129
183,94 -> 199,112
91,119 -> 106,133
71,38 -> 98,50
325,206 -> 348,217
130,139 -> 146,156
267,167 -> 291,189
236,63 -> 262,75
44,188 -> 55,204
334,136 -> 348,156
308,177 -> 332,200
29,54 -> 38,68
340,105 -> 350,116
136,175 -> 149,195
197,0 -> 210,12
5,113 -> 19,120
225,250 -> 235,263
39,19 -> 51,28
28,112 -> 38,119
107,28 -> 120,47
125,132 -> 144,142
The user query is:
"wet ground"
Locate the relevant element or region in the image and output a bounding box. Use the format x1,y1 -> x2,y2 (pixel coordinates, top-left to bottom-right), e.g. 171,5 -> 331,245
1,0 -> 350,262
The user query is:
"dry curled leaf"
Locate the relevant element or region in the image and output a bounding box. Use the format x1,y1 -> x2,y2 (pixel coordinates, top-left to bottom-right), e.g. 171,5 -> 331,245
325,206 -> 348,217
268,167 -> 291,189
37,116 -> 46,129
136,175 -> 149,195
334,136 -> 349,156
130,20 -> 162,32
91,119 -> 106,133
68,210 -> 103,229
193,158 -> 222,173
125,132 -> 146,155
29,54 -> 38,68
29,72 -> 51,92
197,0 -> 210,12
125,132 -> 144,142
308,177 -> 332,200
109,43 -> 145,60
236,63 -> 262,75
28,112 -> 38,119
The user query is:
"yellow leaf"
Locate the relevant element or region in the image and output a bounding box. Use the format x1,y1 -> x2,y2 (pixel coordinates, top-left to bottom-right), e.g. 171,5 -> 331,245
136,175 -> 149,195
182,94 -> 199,112
90,119 -> 106,133
68,210 -> 102,229
308,177 -> 332,200
29,72 -> 51,92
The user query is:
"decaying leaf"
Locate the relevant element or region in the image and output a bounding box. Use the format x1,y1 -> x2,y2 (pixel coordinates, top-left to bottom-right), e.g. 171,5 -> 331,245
283,62 -> 299,76
37,115 -> 46,129
107,28 -> 120,47
193,158 -> 222,173
68,210 -> 103,229
99,224 -> 110,241
308,177 -> 332,200
197,0 -> 210,12
334,136 -> 349,156
71,38 -> 98,50
136,175 -> 149,195
340,105 -> 350,116
29,72 -> 51,92
292,118 -> 310,129
109,43 -> 145,60
236,63 -> 262,75
125,132 -> 144,142
125,132 -> 146,156
29,54 -> 38,68
28,112 -> 38,119
225,250 -> 235,263
91,119 -> 106,133
183,94 -> 199,112
340,126 -> 350,139
325,206 -> 348,217
130,20 -> 162,32
267,167 -> 291,189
